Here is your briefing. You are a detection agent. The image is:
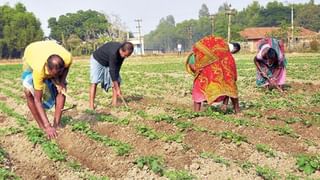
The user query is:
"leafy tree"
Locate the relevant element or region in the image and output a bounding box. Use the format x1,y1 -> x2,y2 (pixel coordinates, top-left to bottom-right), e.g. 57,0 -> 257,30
144,15 -> 177,52
295,3 -> 320,32
0,3 -> 43,58
199,4 -> 210,18
257,1 -> 291,27
48,10 -> 110,42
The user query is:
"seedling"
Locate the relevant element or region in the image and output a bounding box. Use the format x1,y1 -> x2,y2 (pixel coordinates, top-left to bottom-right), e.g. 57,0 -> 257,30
256,144 -> 276,158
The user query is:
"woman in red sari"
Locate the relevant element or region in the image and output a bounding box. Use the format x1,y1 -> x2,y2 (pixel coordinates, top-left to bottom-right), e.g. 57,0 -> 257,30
186,36 -> 240,113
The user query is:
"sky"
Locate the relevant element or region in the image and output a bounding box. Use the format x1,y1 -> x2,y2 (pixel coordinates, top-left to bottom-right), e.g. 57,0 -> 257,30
0,0 -> 318,36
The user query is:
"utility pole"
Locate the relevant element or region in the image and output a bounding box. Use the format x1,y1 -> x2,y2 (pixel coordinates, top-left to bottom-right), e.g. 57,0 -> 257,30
135,19 -> 143,55
225,4 -> 236,43
291,4 -> 294,50
210,14 -> 216,35
187,26 -> 193,49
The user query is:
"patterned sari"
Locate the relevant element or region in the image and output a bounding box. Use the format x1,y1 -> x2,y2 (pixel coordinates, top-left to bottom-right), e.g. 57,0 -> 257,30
255,38 -> 287,86
188,36 -> 238,104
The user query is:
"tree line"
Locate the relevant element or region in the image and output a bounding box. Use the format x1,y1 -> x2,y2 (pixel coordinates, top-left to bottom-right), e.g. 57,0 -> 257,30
0,1 -> 319,58
144,0 -> 320,52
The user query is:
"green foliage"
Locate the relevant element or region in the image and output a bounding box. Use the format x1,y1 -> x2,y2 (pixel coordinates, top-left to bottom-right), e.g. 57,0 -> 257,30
97,114 -> 129,125
136,125 -> 183,143
311,92 -> 320,105
285,173 -> 301,180
86,175 -> 109,180
164,170 -> 195,180
240,161 -> 255,172
26,126 -> 66,161
296,154 -> 320,175
256,144 -> 276,158
136,110 -> 149,118
284,117 -> 301,124
67,160 -> 82,171
0,147 -> 6,163
0,168 -> 20,180
154,114 -> 175,123
48,10 -> 109,42
0,3 -> 43,58
135,156 -> 165,176
272,125 -> 299,138
200,152 -> 230,166
217,131 -> 248,146
136,125 -> 160,140
71,121 -> 132,156
256,166 -> 280,180
0,127 -> 22,136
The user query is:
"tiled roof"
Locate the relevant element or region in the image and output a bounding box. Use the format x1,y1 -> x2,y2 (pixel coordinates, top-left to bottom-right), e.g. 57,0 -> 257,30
240,27 -> 318,40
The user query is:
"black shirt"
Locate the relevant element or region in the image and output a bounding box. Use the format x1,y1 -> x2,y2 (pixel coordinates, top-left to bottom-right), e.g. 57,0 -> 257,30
93,42 -> 124,81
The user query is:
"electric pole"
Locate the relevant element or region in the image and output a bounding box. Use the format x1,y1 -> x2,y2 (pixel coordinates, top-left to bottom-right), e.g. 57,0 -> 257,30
187,26 -> 193,49
135,19 -> 143,55
225,4 -> 236,43
291,4 -> 294,50
210,14 -> 216,35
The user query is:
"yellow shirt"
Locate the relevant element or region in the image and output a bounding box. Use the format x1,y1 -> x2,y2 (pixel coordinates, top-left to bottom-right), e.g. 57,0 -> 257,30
23,41 -> 72,90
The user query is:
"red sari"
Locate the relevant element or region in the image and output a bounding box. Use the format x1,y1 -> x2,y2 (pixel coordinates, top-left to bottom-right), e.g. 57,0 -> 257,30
191,36 -> 238,104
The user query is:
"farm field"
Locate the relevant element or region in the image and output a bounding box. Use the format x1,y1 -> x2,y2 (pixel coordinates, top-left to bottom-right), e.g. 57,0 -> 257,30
0,53 -> 319,179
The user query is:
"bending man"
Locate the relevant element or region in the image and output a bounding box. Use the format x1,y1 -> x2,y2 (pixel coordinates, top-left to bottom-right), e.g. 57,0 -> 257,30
89,41 -> 134,109
22,41 -> 72,139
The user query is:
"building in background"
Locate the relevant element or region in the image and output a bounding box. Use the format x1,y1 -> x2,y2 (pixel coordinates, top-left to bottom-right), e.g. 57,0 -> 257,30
240,27 -> 319,52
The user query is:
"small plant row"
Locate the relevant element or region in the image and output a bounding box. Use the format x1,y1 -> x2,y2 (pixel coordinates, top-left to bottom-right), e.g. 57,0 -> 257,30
0,102 -> 109,179
85,109 -> 130,126
71,120 -> 132,156
0,87 -> 23,104
0,101 -> 67,162
172,107 -> 308,142
152,113 -> 249,146
0,146 -> 20,180
201,151 -> 301,179
135,124 -> 183,143
0,127 -> 22,137
134,155 -> 195,180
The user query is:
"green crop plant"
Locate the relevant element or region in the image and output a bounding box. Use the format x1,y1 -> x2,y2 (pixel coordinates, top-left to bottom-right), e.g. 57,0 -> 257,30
296,154 -> 320,175
174,121 -> 193,131
135,110 -> 149,118
161,133 -> 183,143
256,144 -> 276,158
136,125 -> 160,140
240,161 -> 255,173
26,126 -> 66,161
217,131 -> 248,146
0,147 -> 7,163
244,110 -> 262,118
272,125 -> 299,138
285,173 -> 301,180
172,108 -> 201,119
200,152 -> 230,167
164,170 -> 195,180
135,156 -> 165,176
154,114 -> 175,123
71,121 -> 132,156
0,168 -> 21,180
256,166 -> 280,180
136,125 -> 183,143
0,127 -> 22,136
284,117 -> 301,124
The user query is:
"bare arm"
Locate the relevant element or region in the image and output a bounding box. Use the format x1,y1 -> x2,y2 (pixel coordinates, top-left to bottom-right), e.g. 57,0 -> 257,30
34,90 -> 57,138
254,57 -> 268,78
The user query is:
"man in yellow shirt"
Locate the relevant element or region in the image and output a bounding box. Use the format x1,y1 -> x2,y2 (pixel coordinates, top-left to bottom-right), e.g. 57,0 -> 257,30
22,41 -> 72,139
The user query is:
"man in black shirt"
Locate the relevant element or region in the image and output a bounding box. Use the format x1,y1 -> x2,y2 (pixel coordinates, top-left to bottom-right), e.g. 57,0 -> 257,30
89,41 -> 134,109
